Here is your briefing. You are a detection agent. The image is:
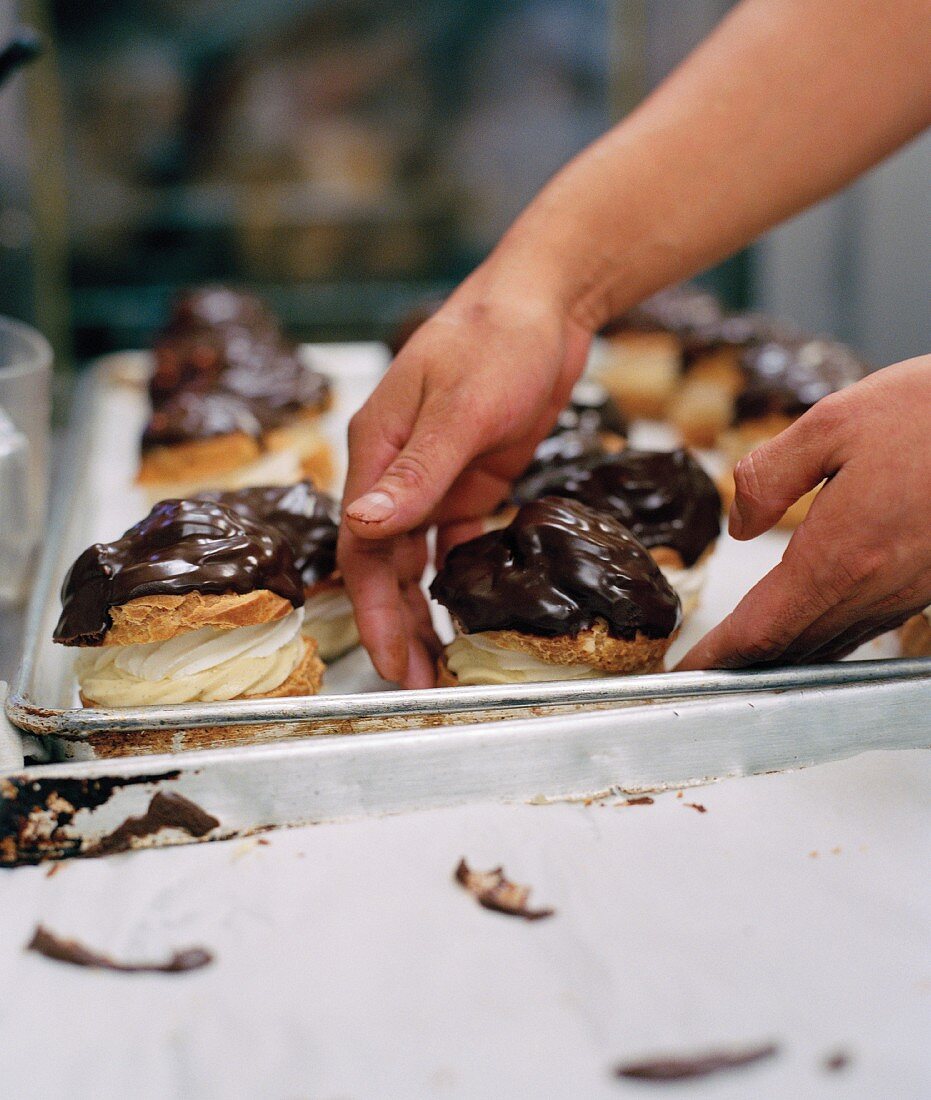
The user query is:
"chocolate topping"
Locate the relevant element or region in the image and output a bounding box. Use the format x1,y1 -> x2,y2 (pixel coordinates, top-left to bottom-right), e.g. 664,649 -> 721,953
197,481 -> 339,589
681,312 -> 800,367
86,791 -> 219,856
54,498 -> 304,646
141,390 -> 264,451
168,285 -> 279,334
615,1043 -> 779,1081
602,284 -> 723,340
735,337 -> 868,422
513,449 -> 721,567
524,382 -> 627,475
430,497 -> 680,641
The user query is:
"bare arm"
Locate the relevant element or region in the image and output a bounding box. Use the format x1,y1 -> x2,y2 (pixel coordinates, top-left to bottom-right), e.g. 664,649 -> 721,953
339,0 -> 931,686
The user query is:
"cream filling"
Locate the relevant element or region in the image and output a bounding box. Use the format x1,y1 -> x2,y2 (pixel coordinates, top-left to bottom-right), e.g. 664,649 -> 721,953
141,448 -> 302,506
76,608 -> 305,705
302,588 -> 359,661
444,631 -> 608,686
659,557 -> 709,619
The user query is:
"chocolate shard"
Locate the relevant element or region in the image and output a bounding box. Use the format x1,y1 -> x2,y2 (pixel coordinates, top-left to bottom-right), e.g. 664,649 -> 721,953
621,796 -> 654,806
684,802 -> 707,813
85,791 -> 219,857
615,1042 -> 778,1081
27,924 -> 213,974
455,858 -> 554,921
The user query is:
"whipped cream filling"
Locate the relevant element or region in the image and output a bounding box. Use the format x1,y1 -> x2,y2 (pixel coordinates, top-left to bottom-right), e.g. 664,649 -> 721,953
302,588 -> 359,661
445,631 -> 608,686
76,607 -> 305,705
659,556 -> 709,618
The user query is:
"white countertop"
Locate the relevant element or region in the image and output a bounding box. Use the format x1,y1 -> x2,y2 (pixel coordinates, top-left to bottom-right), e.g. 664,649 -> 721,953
1,748 -> 928,1100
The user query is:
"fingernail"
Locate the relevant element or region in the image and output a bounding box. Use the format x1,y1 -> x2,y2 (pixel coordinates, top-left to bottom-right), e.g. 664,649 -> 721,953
347,490 -> 396,524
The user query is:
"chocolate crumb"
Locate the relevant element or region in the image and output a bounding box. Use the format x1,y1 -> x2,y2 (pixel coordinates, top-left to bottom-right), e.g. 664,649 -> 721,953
257,838 -> 270,846
615,1042 -> 778,1081
455,858 -> 554,921
26,924 -> 213,974
86,791 -> 219,856
620,796 -> 654,807
676,792 -> 683,799
824,1050 -> 851,1072
684,802 -> 707,813
45,862 -> 63,878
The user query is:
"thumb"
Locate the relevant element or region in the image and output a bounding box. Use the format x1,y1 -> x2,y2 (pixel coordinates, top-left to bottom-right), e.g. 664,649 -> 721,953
729,401 -> 843,540
344,391 -> 485,538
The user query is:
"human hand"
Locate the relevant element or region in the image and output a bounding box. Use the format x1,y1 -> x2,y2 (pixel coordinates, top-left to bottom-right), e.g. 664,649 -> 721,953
678,355 -> 931,670
337,274 -> 591,687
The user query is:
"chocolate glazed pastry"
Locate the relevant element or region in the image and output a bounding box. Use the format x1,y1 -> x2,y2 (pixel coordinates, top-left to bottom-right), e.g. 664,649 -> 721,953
513,449 -> 721,569
734,336 -> 868,423
432,498 -> 680,641
196,482 -> 359,662
197,481 -> 338,588
54,498 -> 304,647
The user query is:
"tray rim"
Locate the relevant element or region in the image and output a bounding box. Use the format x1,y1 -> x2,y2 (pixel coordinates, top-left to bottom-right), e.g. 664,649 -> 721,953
8,357 -> 931,742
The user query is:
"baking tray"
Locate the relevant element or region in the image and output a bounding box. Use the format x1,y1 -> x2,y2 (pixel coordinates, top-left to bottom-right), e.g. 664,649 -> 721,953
2,345 -> 929,862
7,345 -> 929,746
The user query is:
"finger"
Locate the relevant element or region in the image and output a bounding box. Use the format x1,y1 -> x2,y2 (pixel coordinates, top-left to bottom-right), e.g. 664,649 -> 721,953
729,398 -> 848,540
675,525 -> 872,671
337,533 -> 408,683
804,609 -> 916,664
435,518 -> 488,565
345,386 -> 488,538
400,587 -> 439,689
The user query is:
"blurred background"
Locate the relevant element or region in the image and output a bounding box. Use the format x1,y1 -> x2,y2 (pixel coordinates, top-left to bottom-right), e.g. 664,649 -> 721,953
1,0 -> 928,373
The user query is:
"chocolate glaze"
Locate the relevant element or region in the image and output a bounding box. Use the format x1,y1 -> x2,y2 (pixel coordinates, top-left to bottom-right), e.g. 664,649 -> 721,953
141,390 -> 264,451
197,481 -> 339,588
54,498 -> 304,646
735,337 -> 868,422
455,858 -> 555,921
602,284 -> 722,340
430,497 -> 680,640
168,285 -> 279,334
681,312 -> 800,368
523,382 -> 627,476
513,449 -> 721,567
27,924 -> 213,973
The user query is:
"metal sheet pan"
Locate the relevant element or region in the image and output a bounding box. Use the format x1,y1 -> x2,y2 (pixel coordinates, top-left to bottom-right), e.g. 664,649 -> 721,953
6,347 -> 930,759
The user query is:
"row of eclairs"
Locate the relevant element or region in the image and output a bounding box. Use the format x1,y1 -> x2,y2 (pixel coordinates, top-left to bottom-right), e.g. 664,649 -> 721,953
53,285 -> 930,711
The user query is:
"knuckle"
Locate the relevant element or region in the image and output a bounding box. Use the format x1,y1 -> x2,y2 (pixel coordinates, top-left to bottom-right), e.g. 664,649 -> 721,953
733,449 -> 770,504
809,390 -> 852,434
386,449 -> 433,494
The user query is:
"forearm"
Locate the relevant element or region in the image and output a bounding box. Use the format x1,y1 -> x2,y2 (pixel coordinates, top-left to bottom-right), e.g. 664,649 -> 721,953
478,0 -> 931,327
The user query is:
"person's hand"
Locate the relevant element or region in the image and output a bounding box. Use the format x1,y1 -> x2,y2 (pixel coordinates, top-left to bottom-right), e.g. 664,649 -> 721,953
337,275 -> 592,687
679,355 -> 931,670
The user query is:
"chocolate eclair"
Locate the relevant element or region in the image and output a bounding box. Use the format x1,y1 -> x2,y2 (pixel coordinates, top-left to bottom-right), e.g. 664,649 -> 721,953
197,481 -> 359,662
596,284 -> 723,419
430,497 -> 681,686
512,448 -> 721,618
54,498 -> 323,707
717,336 -> 869,527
